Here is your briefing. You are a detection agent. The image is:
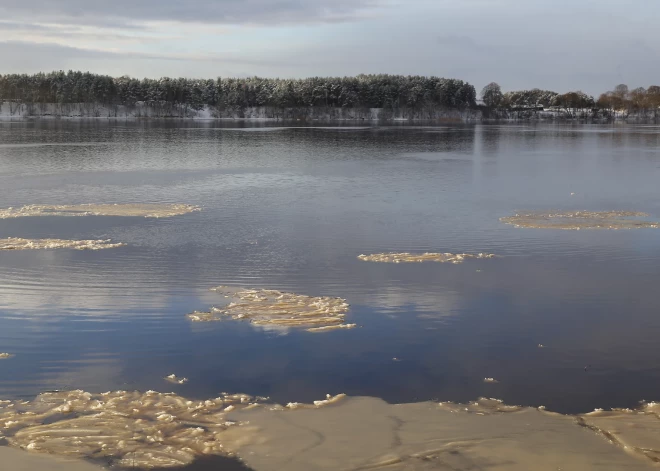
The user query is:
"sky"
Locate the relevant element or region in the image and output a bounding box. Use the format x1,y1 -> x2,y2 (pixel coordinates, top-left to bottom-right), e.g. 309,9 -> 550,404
0,0 -> 659,95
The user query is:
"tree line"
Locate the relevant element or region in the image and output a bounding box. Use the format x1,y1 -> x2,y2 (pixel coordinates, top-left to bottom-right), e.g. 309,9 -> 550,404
596,84 -> 660,116
0,71 -> 476,111
481,82 -> 660,117
2,71 -> 657,118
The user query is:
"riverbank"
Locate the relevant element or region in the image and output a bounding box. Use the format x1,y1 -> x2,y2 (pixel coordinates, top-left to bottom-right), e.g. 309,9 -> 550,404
482,108 -> 660,122
2,102 -> 656,123
0,102 -> 479,122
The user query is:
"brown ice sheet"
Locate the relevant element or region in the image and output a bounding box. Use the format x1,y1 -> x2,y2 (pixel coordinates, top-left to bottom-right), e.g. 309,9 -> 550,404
186,287 -> 355,332
3,391 -> 660,470
357,252 -> 496,264
0,445 -> 103,471
0,204 -> 200,219
501,210 -> 660,230
0,390 -> 258,468
227,397 -> 657,471
579,402 -> 660,463
0,238 -> 125,251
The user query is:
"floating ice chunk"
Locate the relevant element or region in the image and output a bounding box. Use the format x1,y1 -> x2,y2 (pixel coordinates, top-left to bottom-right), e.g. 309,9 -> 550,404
283,394 -> 347,410
313,394 -> 347,408
164,375 -> 188,385
0,238 -> 125,251
501,210 -> 659,230
0,203 -> 200,219
187,287 -> 354,333
306,324 -> 356,333
357,252 -> 497,264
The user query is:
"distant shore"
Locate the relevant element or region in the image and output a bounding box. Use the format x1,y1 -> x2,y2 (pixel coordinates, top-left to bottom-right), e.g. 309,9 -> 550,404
0,102 -> 478,122
2,103 -> 655,123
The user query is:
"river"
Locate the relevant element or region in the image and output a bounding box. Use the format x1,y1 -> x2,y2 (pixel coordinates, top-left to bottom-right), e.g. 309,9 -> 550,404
1,120 -> 659,419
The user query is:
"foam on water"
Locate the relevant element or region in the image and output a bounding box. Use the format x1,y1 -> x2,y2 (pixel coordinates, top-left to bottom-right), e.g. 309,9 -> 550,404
0,204 -> 200,219
501,211 -> 660,230
0,238 -> 125,251
187,287 -> 355,332
357,252 -> 497,264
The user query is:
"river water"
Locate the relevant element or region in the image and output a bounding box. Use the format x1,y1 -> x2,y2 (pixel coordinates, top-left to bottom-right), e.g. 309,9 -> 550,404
1,121 -> 659,416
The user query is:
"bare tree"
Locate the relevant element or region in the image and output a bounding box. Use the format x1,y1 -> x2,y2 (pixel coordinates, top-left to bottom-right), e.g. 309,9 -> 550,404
481,82 -> 503,109
596,93 -> 615,118
553,91 -> 594,118
630,87 -> 648,115
612,84 -> 630,114
647,85 -> 660,118
613,84 -> 629,99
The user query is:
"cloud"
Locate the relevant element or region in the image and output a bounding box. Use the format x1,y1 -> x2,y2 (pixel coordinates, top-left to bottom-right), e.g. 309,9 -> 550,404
0,0 -> 659,93
0,21 -> 59,32
0,40 -> 298,68
0,39 -> 304,79
0,21 -> 181,44
0,0 -> 388,27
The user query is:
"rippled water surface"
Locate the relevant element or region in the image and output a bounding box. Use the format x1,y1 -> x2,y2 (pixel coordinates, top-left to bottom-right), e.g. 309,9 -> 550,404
1,121 -> 660,415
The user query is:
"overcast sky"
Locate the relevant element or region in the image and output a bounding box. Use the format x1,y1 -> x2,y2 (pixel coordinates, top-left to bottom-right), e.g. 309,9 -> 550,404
0,0 -> 658,95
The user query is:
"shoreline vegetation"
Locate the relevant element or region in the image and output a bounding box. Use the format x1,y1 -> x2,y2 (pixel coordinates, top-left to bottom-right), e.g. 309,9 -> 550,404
0,71 -> 658,122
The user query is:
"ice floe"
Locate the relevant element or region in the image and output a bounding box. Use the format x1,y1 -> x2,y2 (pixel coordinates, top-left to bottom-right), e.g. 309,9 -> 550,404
4,390 -> 660,469
0,203 -> 200,219
0,237 -> 125,251
501,210 -> 659,230
357,252 -> 496,264
187,287 -> 354,333
164,374 -> 188,385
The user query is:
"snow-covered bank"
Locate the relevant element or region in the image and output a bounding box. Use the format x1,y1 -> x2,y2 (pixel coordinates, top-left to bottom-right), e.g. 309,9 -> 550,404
0,101 -> 479,122
482,107 -> 660,121
4,102 -> 655,122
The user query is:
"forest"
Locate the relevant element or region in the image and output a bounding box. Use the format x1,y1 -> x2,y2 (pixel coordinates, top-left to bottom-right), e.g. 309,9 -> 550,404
1,71 -> 658,119
0,71 -> 476,111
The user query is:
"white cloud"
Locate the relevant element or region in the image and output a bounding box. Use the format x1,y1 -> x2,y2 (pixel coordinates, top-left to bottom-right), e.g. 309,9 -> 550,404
0,0 -> 389,27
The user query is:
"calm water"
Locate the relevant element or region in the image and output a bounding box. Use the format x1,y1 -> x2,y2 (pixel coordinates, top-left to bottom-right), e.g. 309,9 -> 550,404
1,121 -> 660,415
